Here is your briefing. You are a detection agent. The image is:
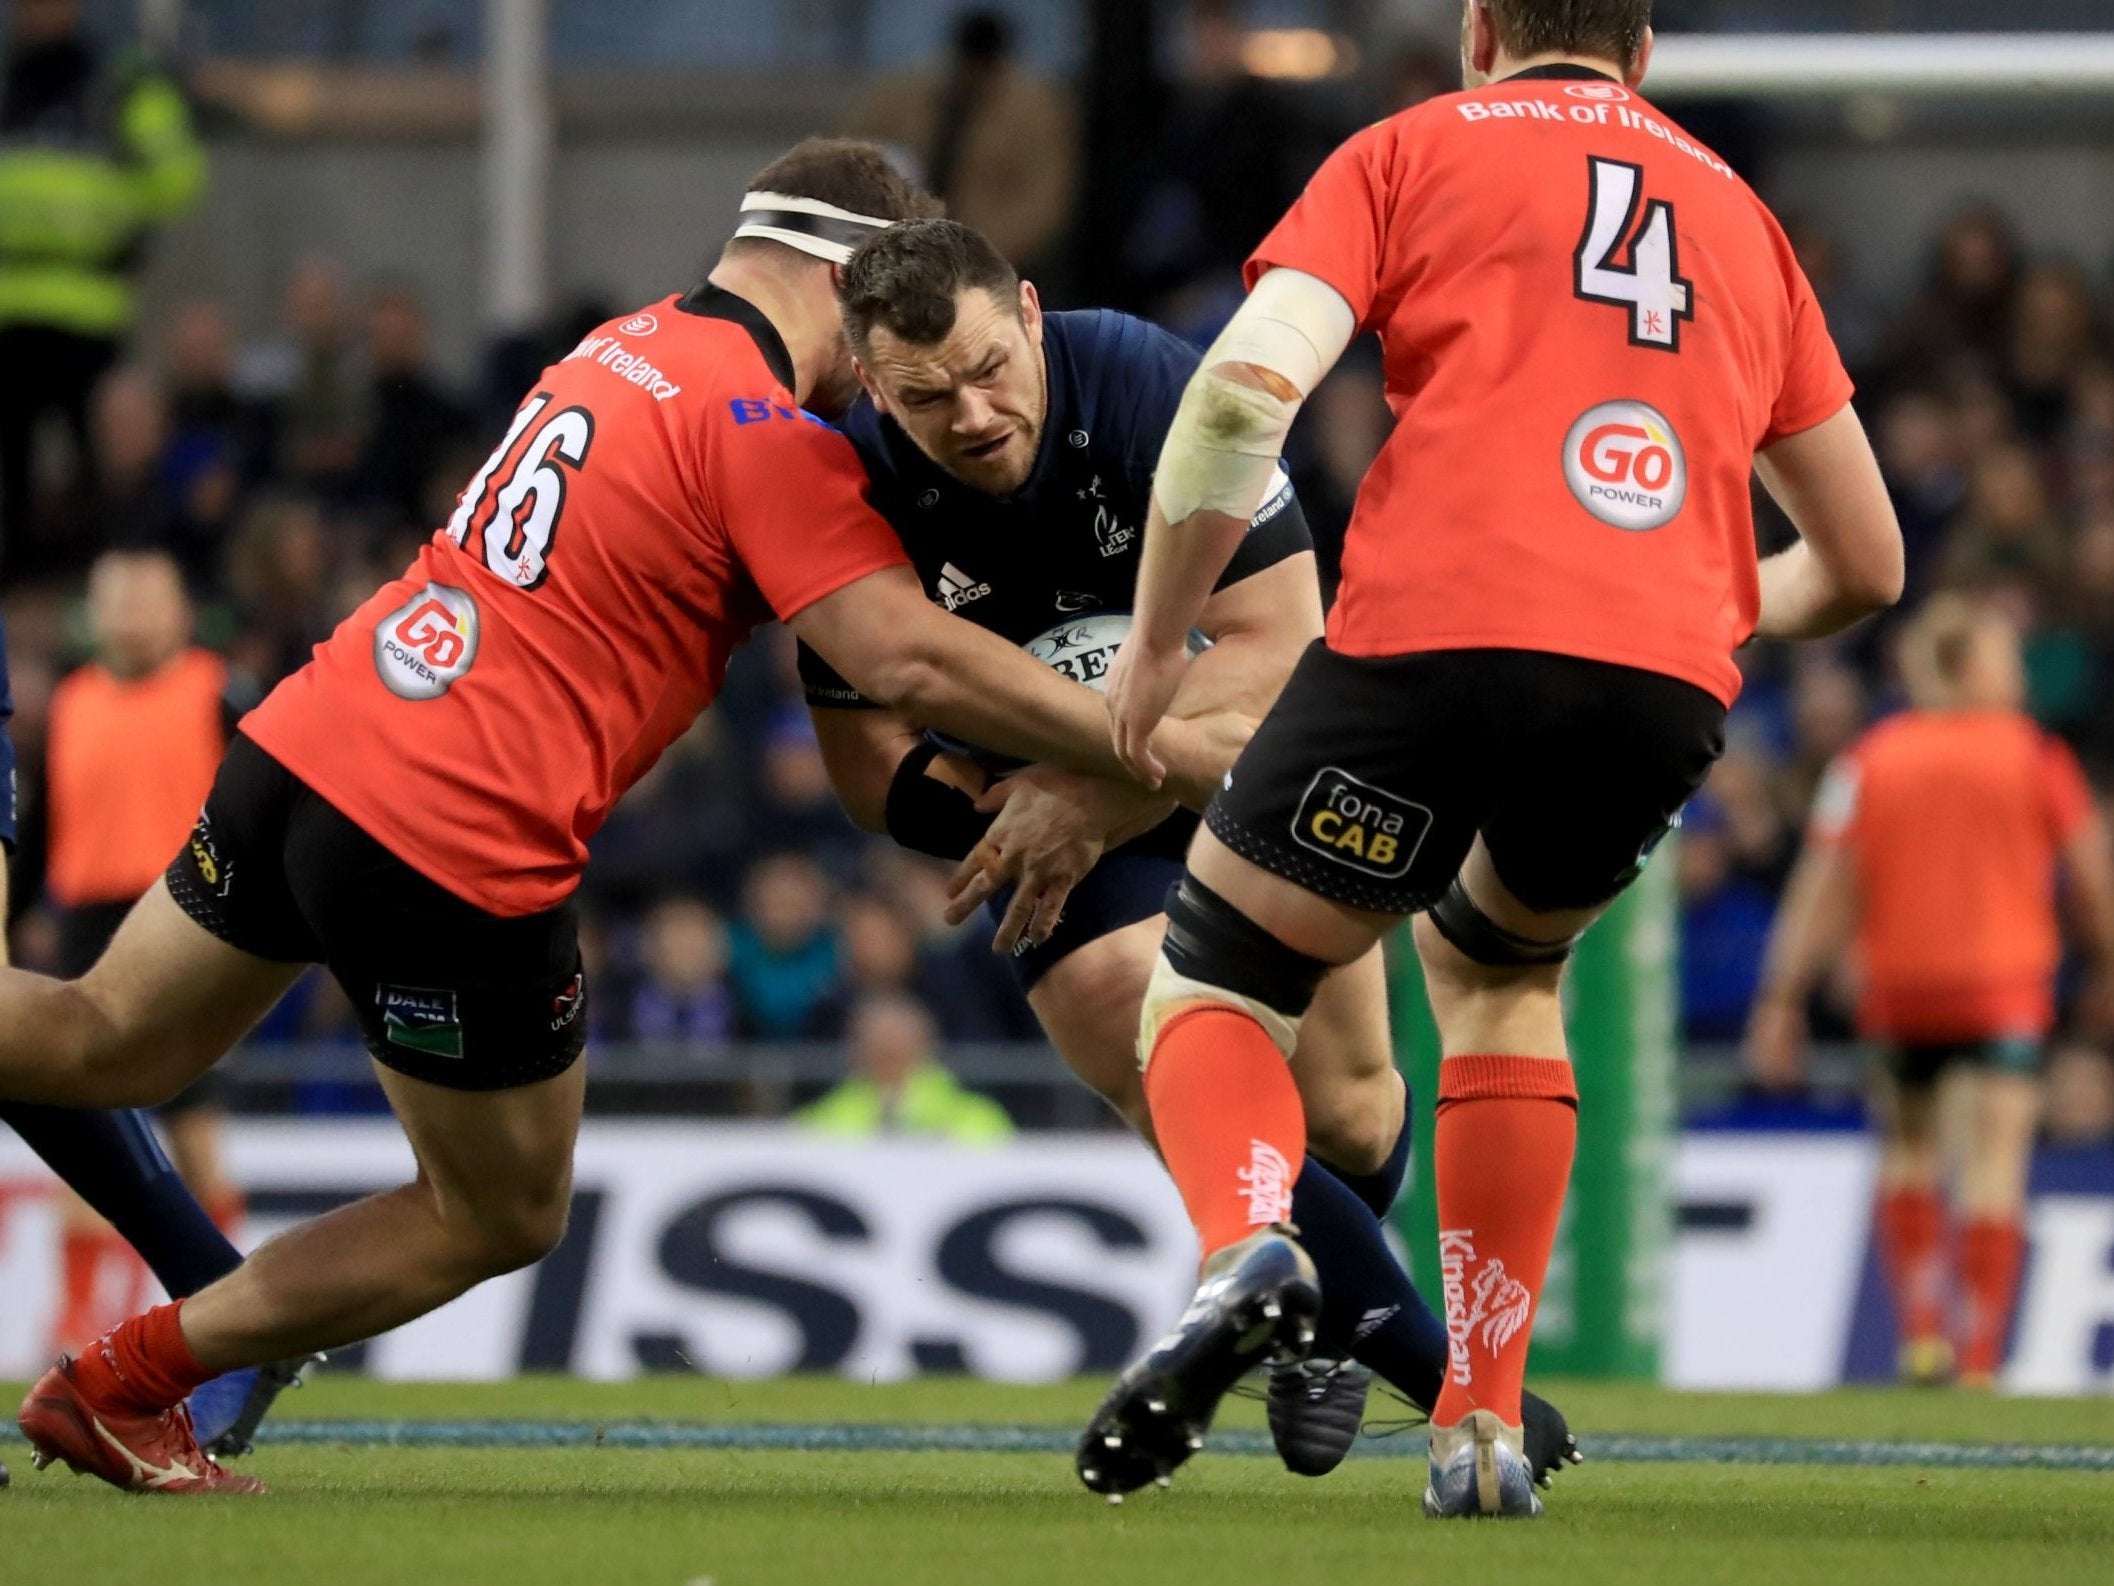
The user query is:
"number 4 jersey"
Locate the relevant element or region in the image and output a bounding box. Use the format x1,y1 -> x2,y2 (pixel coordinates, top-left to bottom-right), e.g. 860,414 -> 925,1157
241,286 -> 909,915
1251,64 -> 1853,706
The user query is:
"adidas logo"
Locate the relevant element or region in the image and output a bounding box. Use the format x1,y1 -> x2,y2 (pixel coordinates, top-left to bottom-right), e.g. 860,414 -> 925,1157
937,562 -> 992,612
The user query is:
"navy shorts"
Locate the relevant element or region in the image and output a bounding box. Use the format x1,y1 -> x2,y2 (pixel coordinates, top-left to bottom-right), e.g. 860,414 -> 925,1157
986,817 -> 1194,992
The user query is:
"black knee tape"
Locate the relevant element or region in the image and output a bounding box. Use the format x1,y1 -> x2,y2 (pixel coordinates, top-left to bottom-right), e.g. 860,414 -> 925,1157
1162,875 -> 1330,1019
1428,877 -> 1577,967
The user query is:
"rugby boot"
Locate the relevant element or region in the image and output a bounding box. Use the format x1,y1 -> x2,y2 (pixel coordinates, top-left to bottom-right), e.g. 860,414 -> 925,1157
190,1351 -> 325,1458
1521,1387 -> 1584,1487
1077,1225 -> 1320,1497
1422,1409 -> 1543,1519
18,1355 -> 268,1494
1266,1356 -> 1370,1476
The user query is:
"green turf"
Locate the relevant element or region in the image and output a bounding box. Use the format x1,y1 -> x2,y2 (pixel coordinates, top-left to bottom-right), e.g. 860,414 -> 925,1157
3,1379 -> 2111,1586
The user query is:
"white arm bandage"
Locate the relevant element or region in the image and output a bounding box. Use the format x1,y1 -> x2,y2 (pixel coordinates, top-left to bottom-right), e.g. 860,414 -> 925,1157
1152,268 -> 1359,525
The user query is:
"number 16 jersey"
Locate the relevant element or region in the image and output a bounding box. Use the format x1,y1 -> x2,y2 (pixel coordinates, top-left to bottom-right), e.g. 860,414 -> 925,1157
1250,65 -> 1853,706
242,287 -> 909,916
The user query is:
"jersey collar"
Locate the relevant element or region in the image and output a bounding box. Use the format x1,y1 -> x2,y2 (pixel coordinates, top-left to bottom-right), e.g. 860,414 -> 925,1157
675,282 -> 798,392
1504,63 -> 1623,84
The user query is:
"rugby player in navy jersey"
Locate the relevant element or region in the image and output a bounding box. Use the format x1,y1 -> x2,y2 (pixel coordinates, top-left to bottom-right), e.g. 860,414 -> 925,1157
802,219 -> 1578,1483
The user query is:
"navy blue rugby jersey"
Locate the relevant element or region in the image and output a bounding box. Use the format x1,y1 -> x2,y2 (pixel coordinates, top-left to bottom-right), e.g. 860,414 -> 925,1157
797,307 -> 1312,724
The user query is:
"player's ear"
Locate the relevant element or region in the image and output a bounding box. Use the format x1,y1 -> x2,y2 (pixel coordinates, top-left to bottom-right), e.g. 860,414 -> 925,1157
851,352 -> 886,408
1018,279 -> 1044,349
1627,27 -> 1654,90
1464,0 -> 1498,84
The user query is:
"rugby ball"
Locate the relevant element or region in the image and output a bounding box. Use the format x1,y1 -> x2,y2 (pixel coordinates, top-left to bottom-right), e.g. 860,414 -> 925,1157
929,613 -> 1206,770
1022,612 -> 1209,693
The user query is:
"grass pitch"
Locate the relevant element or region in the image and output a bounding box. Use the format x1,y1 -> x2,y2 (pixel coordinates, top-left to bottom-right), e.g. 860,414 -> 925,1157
4,1377 -> 2111,1586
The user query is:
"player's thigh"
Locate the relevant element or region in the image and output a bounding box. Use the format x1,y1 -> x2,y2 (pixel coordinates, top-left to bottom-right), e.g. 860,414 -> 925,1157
1199,644 -> 1487,962
1938,1048 -> 2042,1214
1027,913 -> 1166,1143
374,1058 -> 586,1266
1289,945 -> 1403,1177
74,880 -> 305,1098
1476,653 -> 1725,930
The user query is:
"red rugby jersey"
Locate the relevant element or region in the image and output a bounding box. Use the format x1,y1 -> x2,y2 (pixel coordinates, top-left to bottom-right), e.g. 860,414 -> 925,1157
1248,66 -> 1854,705
243,288 -> 908,914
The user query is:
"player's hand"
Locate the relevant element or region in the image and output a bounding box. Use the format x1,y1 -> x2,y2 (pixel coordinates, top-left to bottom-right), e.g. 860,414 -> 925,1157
944,770 -> 1118,953
1744,994 -> 1810,1094
1107,634 -> 1190,786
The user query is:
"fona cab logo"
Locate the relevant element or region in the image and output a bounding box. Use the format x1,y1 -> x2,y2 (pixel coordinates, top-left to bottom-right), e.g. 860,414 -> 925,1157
375,583 -> 481,700
1563,400 -> 1688,531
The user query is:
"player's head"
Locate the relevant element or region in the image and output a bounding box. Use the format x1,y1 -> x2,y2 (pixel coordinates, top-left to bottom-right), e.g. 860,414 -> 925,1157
1462,1 -> 1654,89
838,218 -> 1048,498
1901,592 -> 2025,712
87,547 -> 192,679
712,139 -> 942,416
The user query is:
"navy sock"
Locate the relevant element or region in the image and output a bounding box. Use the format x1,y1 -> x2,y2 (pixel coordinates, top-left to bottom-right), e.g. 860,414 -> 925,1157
1291,1115 -> 1449,1411
1324,1105 -> 1413,1221
1,1104 -> 242,1298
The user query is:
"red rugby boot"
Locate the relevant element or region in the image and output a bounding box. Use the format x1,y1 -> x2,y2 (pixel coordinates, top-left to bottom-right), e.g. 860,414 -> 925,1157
18,1356 -> 267,1495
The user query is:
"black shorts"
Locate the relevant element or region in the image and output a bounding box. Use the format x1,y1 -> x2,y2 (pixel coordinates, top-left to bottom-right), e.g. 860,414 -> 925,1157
1880,1036 -> 2044,1089
1207,645 -> 1727,917
167,733 -> 589,1091
58,900 -> 233,1115
990,827 -> 1191,993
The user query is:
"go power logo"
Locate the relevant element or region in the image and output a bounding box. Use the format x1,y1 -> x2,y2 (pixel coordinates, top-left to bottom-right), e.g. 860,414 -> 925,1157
1563,400 -> 1688,531
375,582 -> 480,700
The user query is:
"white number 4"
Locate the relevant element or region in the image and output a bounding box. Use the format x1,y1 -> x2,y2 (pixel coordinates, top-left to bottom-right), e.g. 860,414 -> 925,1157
1574,157 -> 1693,352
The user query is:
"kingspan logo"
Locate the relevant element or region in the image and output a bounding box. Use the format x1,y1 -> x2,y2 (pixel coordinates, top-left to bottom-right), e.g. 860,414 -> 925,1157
1562,399 -> 1688,531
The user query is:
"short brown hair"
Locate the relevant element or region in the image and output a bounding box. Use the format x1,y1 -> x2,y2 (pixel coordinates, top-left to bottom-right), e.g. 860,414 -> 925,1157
1485,0 -> 1652,68
838,219 -> 1020,356
727,138 -> 942,259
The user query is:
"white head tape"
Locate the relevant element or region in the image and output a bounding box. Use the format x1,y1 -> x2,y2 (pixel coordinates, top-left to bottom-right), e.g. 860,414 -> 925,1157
733,190 -> 895,265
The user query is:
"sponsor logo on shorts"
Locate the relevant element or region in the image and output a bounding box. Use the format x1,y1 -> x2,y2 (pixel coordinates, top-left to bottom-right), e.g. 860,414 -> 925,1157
188,813 -> 234,898
379,985 -> 464,1060
1291,768 -> 1432,880
1562,399 -> 1687,531
550,973 -> 586,1033
375,583 -> 480,700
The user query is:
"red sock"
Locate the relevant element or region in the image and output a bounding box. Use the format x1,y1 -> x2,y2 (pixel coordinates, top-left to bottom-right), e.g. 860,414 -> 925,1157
1143,1007 -> 1306,1259
1430,1054 -> 1577,1430
1875,1186 -> 1948,1347
69,1300 -> 218,1414
55,1227 -> 104,1350
1956,1216 -> 2026,1379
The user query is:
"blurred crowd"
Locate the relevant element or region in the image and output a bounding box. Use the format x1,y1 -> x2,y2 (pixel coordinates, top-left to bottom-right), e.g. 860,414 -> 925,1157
3,1 -> 2113,1138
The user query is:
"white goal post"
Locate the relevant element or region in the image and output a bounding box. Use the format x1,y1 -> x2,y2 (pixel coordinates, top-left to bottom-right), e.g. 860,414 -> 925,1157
1648,32 -> 2114,97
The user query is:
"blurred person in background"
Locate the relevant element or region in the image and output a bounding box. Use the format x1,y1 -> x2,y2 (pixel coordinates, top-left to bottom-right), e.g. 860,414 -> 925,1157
797,992 -> 1013,1144
848,8 -> 1077,279
0,0 -> 203,574
2003,260 -> 2105,445
220,490 -> 338,689
80,363 -> 175,568
29,548 -> 245,1352
349,282 -> 470,538
1880,205 -> 2022,392
1749,595 -> 2114,1386
1938,440 -> 2065,592
623,896 -> 733,1046
1121,0 -> 1327,335
729,852 -> 840,1040
237,256 -> 364,490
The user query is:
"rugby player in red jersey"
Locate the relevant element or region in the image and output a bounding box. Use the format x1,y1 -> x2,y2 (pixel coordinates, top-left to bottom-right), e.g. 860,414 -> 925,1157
1053,1 -> 1904,1514
0,140 -> 1209,1495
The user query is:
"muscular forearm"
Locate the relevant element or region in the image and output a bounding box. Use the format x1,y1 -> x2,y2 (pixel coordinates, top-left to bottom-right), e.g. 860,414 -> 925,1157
1132,504 -> 1251,655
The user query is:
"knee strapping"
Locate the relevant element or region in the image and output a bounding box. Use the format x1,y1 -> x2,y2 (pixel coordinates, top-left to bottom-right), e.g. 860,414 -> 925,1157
1139,877 -> 1331,1068
1428,877 -> 1578,967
